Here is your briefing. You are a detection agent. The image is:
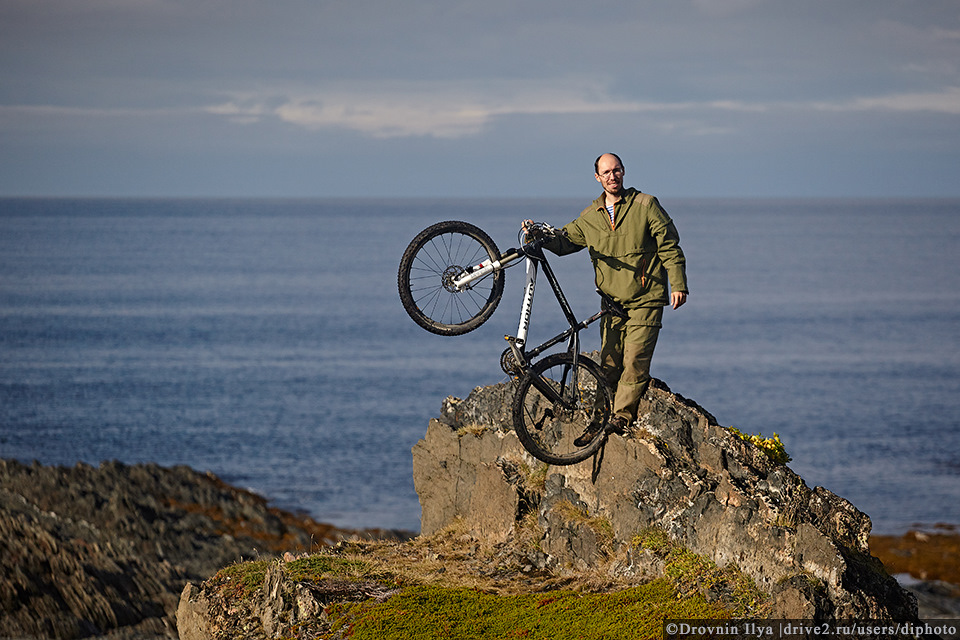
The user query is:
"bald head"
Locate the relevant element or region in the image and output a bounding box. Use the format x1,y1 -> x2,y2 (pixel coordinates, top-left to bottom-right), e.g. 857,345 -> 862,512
594,153 -> 624,174
594,153 -> 626,201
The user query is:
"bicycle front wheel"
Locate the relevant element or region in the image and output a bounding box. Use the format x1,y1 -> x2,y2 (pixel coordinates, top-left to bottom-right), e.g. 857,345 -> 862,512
512,353 -> 613,465
398,220 -> 505,336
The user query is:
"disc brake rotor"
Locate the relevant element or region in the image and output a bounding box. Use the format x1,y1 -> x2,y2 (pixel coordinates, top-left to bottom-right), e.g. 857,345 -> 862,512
441,266 -> 465,293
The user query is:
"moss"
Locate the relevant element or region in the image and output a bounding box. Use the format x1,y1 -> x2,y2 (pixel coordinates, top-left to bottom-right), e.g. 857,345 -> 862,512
632,527 -> 671,554
633,528 -> 769,617
211,559 -> 271,600
206,528 -> 758,638
728,427 -> 792,465
328,582 -> 729,640
551,500 -> 614,549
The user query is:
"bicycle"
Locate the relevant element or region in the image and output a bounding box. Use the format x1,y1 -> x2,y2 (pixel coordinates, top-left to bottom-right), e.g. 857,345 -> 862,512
397,220 -> 627,465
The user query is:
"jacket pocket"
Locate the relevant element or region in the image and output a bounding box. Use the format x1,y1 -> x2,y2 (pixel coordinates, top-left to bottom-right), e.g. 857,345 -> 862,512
591,250 -> 656,305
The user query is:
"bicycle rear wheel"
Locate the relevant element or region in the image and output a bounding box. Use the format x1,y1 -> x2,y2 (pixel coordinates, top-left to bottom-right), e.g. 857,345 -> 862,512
512,353 -> 612,465
398,220 -> 505,336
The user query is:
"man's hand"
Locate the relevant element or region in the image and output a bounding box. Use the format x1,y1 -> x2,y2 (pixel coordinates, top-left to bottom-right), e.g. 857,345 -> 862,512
671,291 -> 687,310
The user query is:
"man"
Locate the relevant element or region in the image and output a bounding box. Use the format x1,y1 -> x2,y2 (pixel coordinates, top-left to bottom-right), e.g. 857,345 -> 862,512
532,153 -> 688,444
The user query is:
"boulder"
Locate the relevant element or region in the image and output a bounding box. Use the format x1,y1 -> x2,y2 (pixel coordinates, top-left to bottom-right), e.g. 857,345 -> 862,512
412,376 -> 918,621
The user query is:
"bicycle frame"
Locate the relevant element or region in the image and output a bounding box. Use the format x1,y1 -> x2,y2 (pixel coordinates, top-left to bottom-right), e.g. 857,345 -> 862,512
451,236 -> 613,377
401,220 -> 622,463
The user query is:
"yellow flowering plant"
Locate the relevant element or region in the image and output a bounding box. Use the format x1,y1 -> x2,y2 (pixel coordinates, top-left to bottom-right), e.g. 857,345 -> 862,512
728,427 -> 792,465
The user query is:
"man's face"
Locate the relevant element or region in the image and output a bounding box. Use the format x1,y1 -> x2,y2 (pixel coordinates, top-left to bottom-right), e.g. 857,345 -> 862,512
595,156 -> 625,196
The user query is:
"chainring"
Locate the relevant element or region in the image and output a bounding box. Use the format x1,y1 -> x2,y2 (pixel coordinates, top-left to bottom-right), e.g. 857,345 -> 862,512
500,347 -> 525,377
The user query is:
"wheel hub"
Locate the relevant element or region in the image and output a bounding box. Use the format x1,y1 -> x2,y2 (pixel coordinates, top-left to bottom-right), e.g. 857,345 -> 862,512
441,266 -> 465,293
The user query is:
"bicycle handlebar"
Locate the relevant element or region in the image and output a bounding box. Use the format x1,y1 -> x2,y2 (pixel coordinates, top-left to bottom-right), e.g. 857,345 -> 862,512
519,221 -> 563,248
449,221 -> 565,291
520,221 -> 628,320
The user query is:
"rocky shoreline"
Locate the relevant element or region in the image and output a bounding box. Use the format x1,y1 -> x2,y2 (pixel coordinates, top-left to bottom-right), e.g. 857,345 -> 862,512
871,525 -> 960,620
0,459 -> 409,640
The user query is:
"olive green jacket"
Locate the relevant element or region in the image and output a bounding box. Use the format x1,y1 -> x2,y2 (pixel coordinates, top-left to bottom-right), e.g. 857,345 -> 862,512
544,188 -> 688,309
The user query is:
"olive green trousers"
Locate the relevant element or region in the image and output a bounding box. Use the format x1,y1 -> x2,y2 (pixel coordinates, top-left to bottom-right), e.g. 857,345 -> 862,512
599,306 -> 663,422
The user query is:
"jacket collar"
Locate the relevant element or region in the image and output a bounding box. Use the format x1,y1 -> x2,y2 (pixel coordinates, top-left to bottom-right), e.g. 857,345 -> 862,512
593,187 -> 638,227
593,186 -> 638,211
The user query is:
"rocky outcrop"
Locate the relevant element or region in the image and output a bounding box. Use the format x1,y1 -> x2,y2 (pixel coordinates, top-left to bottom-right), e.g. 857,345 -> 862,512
176,561 -> 401,640
412,376 -> 919,621
0,459 -> 405,639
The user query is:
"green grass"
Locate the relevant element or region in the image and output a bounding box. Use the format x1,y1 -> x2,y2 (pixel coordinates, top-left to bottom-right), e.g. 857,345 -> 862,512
283,554 -> 374,582
210,554 -> 381,601
207,528 -> 767,639
633,528 -> 768,617
328,581 -> 729,640
211,559 -> 271,599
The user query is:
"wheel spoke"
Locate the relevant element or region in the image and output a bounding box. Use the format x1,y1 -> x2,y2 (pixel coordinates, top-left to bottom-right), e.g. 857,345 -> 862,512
512,354 -> 611,465
398,221 -> 504,336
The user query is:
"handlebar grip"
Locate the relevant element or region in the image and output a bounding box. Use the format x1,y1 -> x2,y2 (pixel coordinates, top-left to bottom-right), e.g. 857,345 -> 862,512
523,223 -> 562,243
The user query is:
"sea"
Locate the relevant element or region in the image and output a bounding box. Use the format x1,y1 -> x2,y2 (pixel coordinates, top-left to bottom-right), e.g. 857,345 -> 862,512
1,197 -> 958,535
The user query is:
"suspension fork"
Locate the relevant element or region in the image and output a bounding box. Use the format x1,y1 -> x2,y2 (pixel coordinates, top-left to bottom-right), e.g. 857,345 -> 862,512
516,257 -> 537,348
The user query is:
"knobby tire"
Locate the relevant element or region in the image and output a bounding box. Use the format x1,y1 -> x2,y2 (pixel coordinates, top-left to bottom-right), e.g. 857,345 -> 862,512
398,220 -> 505,336
512,353 -> 612,465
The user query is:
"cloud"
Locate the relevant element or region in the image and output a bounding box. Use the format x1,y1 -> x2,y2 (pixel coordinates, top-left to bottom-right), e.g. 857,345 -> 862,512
200,80 -> 775,139
5,82 -> 957,145
814,87 -> 960,115
204,81 -> 621,138
932,27 -> 960,41
203,101 -> 268,126
198,81 -> 960,140
272,98 -> 490,139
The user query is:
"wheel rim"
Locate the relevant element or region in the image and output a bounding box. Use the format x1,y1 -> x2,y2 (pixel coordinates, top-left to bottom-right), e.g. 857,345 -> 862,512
407,231 -> 498,329
515,356 -> 610,464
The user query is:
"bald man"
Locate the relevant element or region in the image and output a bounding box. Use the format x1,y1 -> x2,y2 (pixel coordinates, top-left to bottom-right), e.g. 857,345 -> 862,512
538,153 -> 688,444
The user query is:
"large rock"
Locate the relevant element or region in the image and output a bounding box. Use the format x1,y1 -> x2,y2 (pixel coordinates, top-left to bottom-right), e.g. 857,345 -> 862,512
412,376 -> 918,621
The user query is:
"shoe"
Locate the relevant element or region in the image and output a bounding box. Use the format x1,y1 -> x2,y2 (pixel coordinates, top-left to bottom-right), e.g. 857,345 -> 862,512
573,414 -> 628,447
606,415 -> 629,435
573,421 -> 604,447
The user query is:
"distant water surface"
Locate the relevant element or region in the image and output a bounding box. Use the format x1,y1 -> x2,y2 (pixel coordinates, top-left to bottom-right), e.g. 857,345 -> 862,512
1,197 -> 958,534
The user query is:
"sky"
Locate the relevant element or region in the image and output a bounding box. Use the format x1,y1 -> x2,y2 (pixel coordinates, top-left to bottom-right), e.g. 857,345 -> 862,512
1,0 -> 959,198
